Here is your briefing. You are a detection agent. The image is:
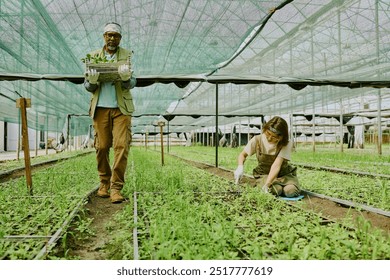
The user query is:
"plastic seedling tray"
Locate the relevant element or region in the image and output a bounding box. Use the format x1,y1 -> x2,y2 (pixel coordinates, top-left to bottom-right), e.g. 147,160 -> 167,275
86,62 -> 128,82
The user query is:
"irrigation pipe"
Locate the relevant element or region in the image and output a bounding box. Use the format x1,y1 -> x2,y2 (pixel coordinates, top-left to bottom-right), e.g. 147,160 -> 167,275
34,184 -> 99,260
133,192 -> 139,260
0,150 -> 94,180
303,190 -> 390,218
3,235 -> 53,240
296,163 -> 390,180
10,195 -> 85,199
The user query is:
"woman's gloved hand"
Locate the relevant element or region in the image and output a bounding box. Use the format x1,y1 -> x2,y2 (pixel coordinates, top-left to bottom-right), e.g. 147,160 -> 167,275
261,184 -> 270,194
118,64 -> 131,81
85,69 -> 99,84
234,165 -> 244,184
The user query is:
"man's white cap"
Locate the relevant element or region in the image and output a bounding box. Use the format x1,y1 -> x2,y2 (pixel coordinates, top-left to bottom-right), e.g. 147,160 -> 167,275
104,22 -> 121,34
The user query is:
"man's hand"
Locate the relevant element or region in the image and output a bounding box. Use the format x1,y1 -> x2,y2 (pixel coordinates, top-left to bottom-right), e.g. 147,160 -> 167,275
234,165 -> 244,184
118,64 -> 131,81
85,69 -> 99,84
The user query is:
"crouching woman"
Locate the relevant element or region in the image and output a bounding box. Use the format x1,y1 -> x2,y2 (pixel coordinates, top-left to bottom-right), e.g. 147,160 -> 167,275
234,116 -> 300,197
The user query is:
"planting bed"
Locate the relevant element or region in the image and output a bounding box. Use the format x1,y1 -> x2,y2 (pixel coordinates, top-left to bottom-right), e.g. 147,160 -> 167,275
0,152 -> 98,259
169,146 -> 390,212
175,156 -> 390,234
0,150 -> 93,182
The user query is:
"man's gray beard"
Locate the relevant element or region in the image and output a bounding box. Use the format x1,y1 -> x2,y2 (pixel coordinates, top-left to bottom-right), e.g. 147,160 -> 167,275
107,45 -> 116,51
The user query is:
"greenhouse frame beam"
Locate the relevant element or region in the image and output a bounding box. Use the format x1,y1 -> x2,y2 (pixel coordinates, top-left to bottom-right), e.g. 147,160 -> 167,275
2,73 -> 390,90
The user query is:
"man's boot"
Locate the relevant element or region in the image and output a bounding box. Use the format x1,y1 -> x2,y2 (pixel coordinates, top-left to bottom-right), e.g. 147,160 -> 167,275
110,189 -> 125,203
97,183 -> 110,198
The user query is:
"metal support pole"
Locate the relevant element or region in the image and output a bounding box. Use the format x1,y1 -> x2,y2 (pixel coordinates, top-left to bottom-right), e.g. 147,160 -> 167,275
67,114 -> 70,151
310,28 -> 316,152
312,110 -> 315,152
45,116 -> 48,155
375,0 -> 382,156
340,100 -> 344,153
377,89 -> 382,155
215,83 -> 219,168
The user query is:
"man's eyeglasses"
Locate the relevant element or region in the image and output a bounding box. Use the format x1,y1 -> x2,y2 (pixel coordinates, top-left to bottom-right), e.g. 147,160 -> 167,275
104,33 -> 121,39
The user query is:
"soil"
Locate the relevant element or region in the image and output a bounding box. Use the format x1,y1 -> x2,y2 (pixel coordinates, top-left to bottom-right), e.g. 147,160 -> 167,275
58,194 -> 128,259
59,158 -> 389,259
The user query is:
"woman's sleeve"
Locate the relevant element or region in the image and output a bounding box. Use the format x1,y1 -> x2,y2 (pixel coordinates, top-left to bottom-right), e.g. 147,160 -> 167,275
243,135 -> 259,156
278,141 -> 292,160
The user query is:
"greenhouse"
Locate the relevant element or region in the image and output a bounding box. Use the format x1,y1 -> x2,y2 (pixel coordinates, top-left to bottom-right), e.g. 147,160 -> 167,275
0,0 -> 389,267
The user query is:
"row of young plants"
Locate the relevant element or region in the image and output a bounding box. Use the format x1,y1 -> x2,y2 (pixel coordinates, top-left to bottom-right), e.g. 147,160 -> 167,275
0,150 -> 93,172
167,146 -> 390,211
291,145 -> 390,175
104,147 -> 390,259
168,145 -> 390,174
0,153 -> 98,259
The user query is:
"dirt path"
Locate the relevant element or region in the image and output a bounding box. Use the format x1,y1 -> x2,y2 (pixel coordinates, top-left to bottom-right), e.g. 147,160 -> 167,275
61,193 -> 127,259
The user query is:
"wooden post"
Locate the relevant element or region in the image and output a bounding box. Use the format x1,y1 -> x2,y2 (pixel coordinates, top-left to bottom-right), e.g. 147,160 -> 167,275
158,121 -> 165,166
16,98 -> 33,195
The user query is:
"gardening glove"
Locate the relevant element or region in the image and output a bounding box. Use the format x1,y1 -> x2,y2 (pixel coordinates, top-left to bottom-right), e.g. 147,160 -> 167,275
234,165 -> 244,184
118,64 -> 131,81
85,69 -> 99,84
261,184 -> 270,194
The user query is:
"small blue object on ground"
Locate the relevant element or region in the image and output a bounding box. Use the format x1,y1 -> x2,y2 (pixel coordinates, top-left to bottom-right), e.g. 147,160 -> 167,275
279,195 -> 305,201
